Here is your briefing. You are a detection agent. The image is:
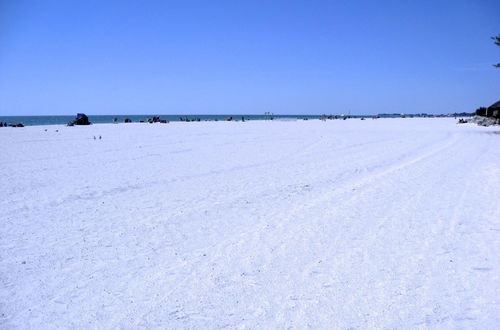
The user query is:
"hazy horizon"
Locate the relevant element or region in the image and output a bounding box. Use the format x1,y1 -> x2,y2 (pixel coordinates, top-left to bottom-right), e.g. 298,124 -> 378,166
0,110 -> 478,118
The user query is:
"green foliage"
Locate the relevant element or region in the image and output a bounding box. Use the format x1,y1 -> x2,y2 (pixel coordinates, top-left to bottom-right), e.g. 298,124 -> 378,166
493,35 -> 500,68
475,107 -> 487,116
493,35 -> 500,46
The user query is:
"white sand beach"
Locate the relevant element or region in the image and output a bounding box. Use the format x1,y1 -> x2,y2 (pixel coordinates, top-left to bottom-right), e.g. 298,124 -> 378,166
1,118 -> 499,329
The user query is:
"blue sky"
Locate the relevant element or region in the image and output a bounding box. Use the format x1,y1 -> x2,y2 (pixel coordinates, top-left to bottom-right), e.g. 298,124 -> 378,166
0,0 -> 499,115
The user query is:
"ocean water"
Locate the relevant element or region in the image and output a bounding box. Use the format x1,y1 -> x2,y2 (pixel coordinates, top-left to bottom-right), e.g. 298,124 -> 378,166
0,114 -> 326,126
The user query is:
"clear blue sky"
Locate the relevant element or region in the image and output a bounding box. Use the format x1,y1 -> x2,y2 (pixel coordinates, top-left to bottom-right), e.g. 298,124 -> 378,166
1,0 -> 499,115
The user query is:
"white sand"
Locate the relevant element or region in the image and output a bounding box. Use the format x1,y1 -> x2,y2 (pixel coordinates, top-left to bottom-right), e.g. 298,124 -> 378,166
1,118 -> 499,329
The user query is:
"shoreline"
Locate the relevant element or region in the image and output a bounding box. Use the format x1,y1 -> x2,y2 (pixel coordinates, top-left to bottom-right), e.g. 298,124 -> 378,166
0,114 -> 475,128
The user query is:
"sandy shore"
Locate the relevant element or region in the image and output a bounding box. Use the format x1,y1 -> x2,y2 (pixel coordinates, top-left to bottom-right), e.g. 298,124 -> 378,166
1,118 -> 499,328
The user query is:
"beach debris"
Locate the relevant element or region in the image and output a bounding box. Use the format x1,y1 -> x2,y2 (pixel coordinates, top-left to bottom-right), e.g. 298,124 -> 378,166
469,116 -> 499,127
148,116 -> 168,123
6,123 -> 25,127
179,117 -> 200,122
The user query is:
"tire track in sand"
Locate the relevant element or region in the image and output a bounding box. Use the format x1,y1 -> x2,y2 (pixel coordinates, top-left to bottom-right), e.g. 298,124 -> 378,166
134,131 -> 462,327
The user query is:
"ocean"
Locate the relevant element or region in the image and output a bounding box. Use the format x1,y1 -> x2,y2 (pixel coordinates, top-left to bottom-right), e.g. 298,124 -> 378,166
0,114 -> 328,126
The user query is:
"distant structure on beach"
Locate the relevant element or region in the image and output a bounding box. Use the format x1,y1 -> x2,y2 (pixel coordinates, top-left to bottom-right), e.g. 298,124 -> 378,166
264,112 -> 274,120
475,101 -> 500,118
